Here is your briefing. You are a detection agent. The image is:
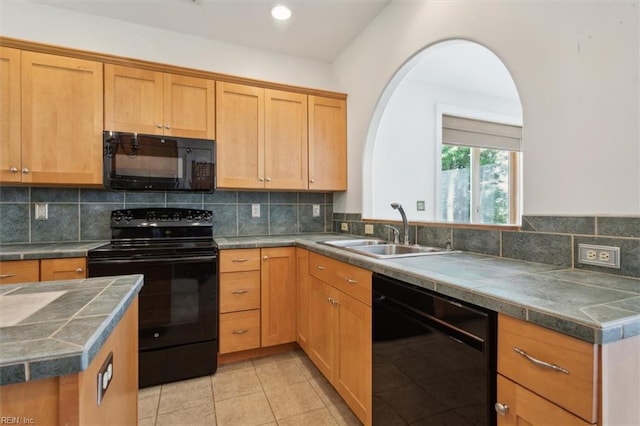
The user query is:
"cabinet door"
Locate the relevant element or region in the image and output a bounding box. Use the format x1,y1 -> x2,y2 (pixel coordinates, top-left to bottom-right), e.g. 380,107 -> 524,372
0,260 -> 39,284
335,290 -> 372,425
308,96 -> 347,191
216,82 -> 264,189
496,375 -> 592,426
0,47 -> 21,183
164,74 -> 215,139
104,64 -> 164,135
264,89 -> 308,189
261,247 -> 296,347
40,257 -> 86,281
21,52 -> 103,185
296,248 -> 310,352
308,277 -> 337,381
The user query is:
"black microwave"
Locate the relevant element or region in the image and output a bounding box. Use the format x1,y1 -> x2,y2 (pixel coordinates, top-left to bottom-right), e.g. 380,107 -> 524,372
103,131 -> 215,192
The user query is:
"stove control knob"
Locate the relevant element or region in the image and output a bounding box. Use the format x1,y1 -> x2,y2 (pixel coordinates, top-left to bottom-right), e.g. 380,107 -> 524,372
113,214 -> 122,222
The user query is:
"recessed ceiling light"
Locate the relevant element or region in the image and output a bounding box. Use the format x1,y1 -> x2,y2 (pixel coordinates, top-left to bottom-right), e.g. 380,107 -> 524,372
271,5 -> 292,20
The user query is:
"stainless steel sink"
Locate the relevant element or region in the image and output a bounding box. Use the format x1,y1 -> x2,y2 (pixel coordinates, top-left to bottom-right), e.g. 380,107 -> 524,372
320,239 -> 456,259
346,244 -> 454,259
319,239 -> 387,248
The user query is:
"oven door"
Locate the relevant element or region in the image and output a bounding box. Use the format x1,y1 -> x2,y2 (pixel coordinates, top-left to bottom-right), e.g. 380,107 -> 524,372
88,254 -> 217,350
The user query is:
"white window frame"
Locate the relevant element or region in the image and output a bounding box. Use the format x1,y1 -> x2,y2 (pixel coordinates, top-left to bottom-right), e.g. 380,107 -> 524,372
435,104 -> 523,225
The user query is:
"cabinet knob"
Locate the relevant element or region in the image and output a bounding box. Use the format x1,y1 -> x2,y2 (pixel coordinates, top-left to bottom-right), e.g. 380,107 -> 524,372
316,265 -> 325,270
22,168 -> 29,174
75,268 -> 83,273
494,403 -> 509,416
156,123 -> 163,128
263,256 -> 269,260
9,167 -> 18,173
266,177 -> 271,182
259,177 -> 264,182
310,179 -> 315,183
164,124 -> 171,129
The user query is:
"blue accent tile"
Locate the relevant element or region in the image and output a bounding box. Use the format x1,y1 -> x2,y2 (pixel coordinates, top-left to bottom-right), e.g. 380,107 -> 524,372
30,204 -> 79,242
31,187 -> 78,203
597,216 -> 640,238
237,204 -> 268,236
0,186 -> 29,202
521,216 -> 595,235
503,231 -> 572,267
81,204 -> 121,241
125,191 -> 165,204
0,364 -> 26,385
270,192 -> 298,204
166,192 -> 204,206
269,205 -> 298,234
204,191 -> 237,204
452,228 -> 500,256
206,204 -> 237,237
0,204 -> 29,243
80,189 -> 124,203
238,192 -> 268,204
299,204 -> 324,233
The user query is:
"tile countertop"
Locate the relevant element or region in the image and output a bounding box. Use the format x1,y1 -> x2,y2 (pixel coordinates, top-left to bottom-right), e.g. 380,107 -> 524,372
0,274 -> 143,386
3,235 -> 640,344
215,234 -> 640,345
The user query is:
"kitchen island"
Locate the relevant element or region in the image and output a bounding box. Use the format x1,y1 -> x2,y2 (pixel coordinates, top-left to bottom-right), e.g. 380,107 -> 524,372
0,274 -> 142,425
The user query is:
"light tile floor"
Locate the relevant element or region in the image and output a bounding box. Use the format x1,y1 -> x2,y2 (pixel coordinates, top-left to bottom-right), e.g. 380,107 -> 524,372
138,349 -> 363,426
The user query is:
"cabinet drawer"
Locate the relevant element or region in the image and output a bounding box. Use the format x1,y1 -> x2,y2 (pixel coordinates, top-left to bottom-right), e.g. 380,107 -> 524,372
0,260 -> 39,284
497,314 -> 597,423
309,252 -> 371,305
219,310 -> 261,354
40,257 -> 86,281
220,271 -> 261,313
220,249 -> 261,273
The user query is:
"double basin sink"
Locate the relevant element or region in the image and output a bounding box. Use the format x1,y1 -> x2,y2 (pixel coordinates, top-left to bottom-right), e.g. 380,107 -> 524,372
320,238 -> 456,259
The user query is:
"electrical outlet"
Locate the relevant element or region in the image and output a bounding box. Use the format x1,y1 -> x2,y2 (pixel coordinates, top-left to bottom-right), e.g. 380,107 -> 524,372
35,203 -> 48,220
340,222 -> 349,232
251,204 -> 260,218
364,224 -> 374,234
578,244 -> 620,269
312,204 -> 321,217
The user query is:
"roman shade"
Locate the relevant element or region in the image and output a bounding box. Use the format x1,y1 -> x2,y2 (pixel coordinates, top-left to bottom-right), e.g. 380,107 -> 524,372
442,114 -> 522,151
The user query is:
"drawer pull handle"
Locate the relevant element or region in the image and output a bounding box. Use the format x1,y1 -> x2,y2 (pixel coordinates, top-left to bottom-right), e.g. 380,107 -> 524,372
231,290 -> 249,294
345,277 -> 358,284
0,274 -> 17,279
316,265 -> 325,270
231,259 -> 249,263
232,329 -> 248,335
494,403 -> 509,416
75,268 -> 83,273
512,347 -> 570,374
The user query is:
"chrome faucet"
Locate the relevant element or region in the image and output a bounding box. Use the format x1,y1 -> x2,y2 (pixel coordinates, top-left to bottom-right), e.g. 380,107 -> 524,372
390,203 -> 410,245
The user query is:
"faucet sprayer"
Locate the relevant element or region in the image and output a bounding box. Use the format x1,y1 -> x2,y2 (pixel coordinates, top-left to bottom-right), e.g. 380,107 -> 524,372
390,203 -> 410,245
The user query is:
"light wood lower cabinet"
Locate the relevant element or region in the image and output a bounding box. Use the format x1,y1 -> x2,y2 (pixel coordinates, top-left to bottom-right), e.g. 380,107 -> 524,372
295,248 -> 311,352
218,247 -> 296,355
304,251 -> 372,426
497,314 -> 640,426
0,258 -> 86,285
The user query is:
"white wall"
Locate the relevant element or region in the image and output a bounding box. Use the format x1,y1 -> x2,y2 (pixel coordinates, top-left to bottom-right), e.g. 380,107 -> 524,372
334,1 -> 640,216
0,1 -> 336,90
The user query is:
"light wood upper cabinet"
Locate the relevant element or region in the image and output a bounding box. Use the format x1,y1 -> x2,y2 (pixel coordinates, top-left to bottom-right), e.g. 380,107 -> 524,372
308,95 -> 347,191
19,51 -> 103,185
0,47 -> 21,183
216,82 -> 264,189
104,64 -> 215,139
216,82 -> 308,190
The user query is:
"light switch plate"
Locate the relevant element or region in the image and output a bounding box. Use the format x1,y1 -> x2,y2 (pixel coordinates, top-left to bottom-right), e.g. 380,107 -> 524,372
312,204 -> 321,217
416,200 -> 426,211
251,204 -> 260,218
35,203 -> 48,220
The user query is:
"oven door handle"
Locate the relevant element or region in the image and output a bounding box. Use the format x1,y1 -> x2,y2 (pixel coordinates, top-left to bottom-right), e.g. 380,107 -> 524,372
90,256 -> 217,264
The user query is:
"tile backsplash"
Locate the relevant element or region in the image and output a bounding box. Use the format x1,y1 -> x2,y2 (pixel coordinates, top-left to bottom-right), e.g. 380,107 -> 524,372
334,214 -> 640,279
0,186 -> 333,243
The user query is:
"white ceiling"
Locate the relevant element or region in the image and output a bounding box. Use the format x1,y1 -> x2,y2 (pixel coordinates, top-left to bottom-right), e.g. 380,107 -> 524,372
30,0 -> 391,63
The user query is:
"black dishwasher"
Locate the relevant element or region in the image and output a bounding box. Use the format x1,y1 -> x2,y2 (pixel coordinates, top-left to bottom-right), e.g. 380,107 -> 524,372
372,273 -> 496,425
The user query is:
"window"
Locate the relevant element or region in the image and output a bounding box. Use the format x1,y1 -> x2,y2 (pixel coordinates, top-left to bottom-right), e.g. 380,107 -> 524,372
439,114 -> 522,225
